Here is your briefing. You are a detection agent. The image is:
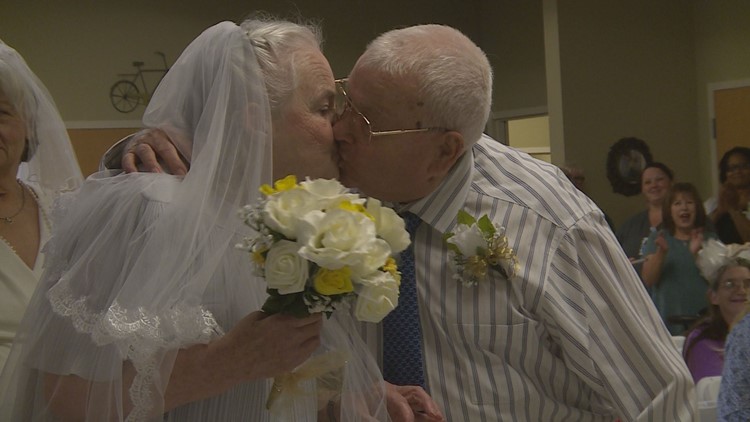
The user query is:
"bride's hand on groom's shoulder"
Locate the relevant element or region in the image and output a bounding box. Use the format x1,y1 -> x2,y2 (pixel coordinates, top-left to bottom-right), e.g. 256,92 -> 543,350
205,311 -> 323,386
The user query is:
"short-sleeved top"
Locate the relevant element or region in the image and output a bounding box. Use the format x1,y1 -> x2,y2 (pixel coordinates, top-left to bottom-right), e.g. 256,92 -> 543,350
683,324 -> 725,383
642,231 -> 714,334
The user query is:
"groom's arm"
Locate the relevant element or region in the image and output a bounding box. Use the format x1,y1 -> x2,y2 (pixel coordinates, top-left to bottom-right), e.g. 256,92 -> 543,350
100,128 -> 188,175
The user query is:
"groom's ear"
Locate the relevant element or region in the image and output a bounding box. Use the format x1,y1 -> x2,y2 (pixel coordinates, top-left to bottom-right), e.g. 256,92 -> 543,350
427,131 -> 465,176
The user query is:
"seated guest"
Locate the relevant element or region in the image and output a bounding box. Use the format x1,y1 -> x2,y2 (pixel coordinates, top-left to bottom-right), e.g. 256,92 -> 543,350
641,182 -> 716,334
684,242 -> 750,383
718,300 -> 750,421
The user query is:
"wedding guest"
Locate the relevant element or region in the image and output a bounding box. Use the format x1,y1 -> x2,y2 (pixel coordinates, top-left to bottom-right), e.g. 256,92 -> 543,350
684,242 -> 750,383
718,301 -> 750,421
641,183 -> 716,334
0,19 -> 404,421
710,147 -> 750,244
0,41 -> 82,371
616,162 -> 674,264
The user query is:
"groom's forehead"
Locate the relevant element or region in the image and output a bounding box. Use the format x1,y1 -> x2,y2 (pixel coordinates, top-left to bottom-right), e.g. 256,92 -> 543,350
349,74 -> 415,121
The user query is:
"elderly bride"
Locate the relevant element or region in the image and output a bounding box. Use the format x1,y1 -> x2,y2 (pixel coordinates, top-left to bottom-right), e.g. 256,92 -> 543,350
0,41 -> 82,372
0,18 -> 389,421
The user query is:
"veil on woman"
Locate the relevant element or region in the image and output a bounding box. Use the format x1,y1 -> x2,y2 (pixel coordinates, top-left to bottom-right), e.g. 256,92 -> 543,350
0,40 -> 83,201
0,21 -> 387,421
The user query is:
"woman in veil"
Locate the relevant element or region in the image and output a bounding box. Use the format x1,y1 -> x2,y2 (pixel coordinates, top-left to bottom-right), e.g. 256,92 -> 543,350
0,40 -> 83,371
0,18 -> 387,421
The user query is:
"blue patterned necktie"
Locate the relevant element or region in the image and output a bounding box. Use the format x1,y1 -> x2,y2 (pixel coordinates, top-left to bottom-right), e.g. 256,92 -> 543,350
382,212 -> 426,388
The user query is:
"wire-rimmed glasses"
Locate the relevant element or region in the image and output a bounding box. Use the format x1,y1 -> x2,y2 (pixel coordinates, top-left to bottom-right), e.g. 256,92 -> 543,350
334,78 -> 447,142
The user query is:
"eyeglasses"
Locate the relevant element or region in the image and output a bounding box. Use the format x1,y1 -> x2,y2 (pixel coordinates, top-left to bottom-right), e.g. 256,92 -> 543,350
718,279 -> 750,291
727,163 -> 750,173
334,78 -> 447,142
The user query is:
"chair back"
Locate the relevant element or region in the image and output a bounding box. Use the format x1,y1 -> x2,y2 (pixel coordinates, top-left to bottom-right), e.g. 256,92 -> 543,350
696,375 -> 721,422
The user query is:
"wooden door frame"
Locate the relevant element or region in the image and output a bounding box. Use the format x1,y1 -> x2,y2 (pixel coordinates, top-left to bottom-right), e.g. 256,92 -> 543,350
707,79 -> 750,195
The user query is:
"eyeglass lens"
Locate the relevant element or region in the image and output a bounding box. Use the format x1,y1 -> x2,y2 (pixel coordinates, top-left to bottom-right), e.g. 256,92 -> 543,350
727,163 -> 750,172
722,279 -> 750,290
334,80 -> 372,139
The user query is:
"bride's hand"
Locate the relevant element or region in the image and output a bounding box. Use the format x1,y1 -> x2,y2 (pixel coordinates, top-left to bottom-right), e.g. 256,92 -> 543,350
207,311 -> 323,385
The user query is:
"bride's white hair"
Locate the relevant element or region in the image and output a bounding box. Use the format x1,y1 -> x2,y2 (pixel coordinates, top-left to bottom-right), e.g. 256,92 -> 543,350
241,17 -> 323,112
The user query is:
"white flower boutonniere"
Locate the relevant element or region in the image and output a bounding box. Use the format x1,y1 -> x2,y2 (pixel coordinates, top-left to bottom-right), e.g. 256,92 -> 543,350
444,210 -> 518,287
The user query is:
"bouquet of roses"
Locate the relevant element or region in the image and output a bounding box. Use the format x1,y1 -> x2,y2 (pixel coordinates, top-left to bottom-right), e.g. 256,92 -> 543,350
237,175 -> 410,322
237,175 -> 410,412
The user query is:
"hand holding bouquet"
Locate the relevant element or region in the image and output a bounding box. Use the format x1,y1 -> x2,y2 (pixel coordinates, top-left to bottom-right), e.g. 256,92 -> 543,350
237,175 -> 410,411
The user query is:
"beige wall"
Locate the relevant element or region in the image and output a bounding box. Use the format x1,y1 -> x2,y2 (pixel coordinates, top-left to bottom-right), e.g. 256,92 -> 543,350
2,0 -> 481,122
553,1 -> 699,227
478,0 -> 547,111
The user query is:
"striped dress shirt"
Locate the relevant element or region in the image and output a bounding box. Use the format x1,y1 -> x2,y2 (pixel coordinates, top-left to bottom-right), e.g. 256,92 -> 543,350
359,135 -> 696,421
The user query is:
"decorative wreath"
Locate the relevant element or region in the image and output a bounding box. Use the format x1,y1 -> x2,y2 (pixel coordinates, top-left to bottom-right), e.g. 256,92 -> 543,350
605,137 -> 653,197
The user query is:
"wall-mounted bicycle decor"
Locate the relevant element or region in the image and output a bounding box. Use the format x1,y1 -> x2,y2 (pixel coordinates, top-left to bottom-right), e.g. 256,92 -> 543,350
110,51 -> 170,113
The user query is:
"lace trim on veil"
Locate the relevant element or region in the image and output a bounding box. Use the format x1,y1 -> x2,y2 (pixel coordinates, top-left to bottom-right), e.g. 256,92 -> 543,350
47,276 -> 223,420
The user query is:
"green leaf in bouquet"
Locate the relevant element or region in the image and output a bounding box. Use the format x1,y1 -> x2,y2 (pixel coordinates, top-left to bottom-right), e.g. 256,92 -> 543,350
262,289 -> 309,317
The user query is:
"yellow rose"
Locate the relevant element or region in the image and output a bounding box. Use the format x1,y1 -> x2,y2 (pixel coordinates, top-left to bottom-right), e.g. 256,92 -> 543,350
338,200 -> 373,219
259,175 -> 298,196
313,267 -> 354,295
382,257 -> 401,285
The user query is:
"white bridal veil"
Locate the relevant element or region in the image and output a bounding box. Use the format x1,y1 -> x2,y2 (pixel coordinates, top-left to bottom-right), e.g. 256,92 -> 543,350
0,21 -> 387,421
0,40 -> 83,206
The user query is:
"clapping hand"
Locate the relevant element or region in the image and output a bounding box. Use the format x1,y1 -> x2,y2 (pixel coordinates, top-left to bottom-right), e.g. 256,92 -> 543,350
655,230 -> 669,254
689,228 -> 704,255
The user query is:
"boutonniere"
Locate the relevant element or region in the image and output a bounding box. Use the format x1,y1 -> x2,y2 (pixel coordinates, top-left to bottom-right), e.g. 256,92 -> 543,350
443,210 -> 518,287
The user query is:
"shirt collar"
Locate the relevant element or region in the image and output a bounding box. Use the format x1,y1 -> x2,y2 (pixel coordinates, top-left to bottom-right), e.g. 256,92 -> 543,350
395,147 -> 474,234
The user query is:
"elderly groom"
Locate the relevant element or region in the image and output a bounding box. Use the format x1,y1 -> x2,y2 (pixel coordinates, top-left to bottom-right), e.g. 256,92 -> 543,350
329,24 -> 695,421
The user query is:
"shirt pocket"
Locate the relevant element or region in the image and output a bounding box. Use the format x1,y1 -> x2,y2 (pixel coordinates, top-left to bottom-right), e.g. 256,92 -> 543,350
449,319 -> 539,406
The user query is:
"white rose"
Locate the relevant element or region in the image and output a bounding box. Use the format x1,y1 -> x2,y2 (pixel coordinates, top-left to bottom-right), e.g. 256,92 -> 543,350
354,271 -> 400,322
297,208 -> 391,277
366,198 -> 410,253
264,240 -> 309,294
299,177 -> 362,209
263,188 -> 320,239
449,223 -> 486,256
